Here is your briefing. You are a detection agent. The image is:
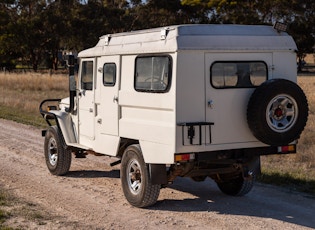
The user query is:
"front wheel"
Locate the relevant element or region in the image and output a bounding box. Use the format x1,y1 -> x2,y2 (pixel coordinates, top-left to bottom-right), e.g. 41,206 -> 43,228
121,144 -> 160,208
44,126 -> 71,176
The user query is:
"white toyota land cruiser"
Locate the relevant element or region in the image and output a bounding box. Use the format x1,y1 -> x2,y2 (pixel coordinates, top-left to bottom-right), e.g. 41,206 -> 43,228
40,24 -> 308,207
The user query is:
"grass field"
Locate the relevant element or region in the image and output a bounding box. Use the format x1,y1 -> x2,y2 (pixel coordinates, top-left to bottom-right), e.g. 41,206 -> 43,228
0,72 -> 68,127
260,75 -> 315,193
0,184 -> 48,230
0,72 -> 314,195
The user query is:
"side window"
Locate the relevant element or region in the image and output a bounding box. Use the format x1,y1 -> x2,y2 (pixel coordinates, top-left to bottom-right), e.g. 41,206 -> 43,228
103,63 -> 116,86
135,55 -> 172,92
211,61 -> 267,88
81,60 -> 94,90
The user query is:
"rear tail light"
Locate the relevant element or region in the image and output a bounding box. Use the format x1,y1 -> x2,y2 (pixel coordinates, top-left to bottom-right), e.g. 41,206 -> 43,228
278,145 -> 296,153
175,153 -> 195,162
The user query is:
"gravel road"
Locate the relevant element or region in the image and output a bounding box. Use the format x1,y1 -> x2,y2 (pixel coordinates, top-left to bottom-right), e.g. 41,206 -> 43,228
0,118 -> 314,229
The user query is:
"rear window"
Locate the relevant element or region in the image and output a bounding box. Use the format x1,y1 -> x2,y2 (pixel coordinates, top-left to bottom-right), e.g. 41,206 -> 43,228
81,60 -> 94,90
103,63 -> 116,86
211,61 -> 267,88
134,55 -> 172,92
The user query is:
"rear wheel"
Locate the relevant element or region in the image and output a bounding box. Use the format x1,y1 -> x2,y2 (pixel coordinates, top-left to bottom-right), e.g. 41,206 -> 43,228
216,173 -> 254,196
121,144 -> 160,208
44,126 -> 71,176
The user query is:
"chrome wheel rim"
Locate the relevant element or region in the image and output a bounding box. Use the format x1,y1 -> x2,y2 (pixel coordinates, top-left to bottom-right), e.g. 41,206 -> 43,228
48,138 -> 58,166
126,159 -> 142,195
266,94 -> 298,133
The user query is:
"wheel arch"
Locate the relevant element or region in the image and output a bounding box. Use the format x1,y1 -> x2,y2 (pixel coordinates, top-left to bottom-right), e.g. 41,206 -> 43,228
117,138 -> 139,158
120,143 -> 161,207
119,141 -> 168,185
47,110 -> 77,146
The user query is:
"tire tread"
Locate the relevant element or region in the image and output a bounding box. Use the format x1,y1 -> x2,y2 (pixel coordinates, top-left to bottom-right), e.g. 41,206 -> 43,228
247,79 -> 308,145
44,126 -> 71,176
121,144 -> 160,208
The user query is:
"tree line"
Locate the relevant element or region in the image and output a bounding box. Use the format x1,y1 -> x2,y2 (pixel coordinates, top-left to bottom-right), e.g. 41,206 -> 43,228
0,0 -> 314,71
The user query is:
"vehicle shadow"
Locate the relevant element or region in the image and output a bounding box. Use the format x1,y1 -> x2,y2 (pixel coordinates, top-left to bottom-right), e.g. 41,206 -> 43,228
62,169 -> 315,229
152,177 -> 315,229
65,169 -> 120,179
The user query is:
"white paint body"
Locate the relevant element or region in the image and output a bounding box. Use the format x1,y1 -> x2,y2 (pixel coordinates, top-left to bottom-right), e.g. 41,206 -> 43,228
57,24 -> 297,164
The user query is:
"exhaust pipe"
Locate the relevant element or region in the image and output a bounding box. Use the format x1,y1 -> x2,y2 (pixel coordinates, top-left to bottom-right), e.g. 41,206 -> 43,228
66,55 -> 76,113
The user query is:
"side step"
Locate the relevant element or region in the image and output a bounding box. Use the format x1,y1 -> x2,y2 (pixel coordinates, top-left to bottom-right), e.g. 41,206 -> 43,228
110,160 -> 121,167
68,143 -> 90,150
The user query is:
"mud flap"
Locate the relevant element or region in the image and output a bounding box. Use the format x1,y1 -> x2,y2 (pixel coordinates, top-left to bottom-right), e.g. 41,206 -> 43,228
245,156 -> 261,177
149,164 -> 167,185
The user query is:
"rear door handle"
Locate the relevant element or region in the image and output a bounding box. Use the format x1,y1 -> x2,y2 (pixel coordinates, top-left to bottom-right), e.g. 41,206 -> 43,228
208,100 -> 213,108
113,96 -> 118,103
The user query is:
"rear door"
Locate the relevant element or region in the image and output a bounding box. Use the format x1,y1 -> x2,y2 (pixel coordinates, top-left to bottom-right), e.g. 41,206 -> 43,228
96,55 -> 120,136
78,58 -> 95,142
93,55 -> 120,155
205,53 -> 272,145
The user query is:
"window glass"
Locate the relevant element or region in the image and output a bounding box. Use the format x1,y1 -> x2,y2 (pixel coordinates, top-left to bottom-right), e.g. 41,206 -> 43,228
211,61 -> 267,88
103,63 -> 116,86
135,56 -> 171,92
81,61 -> 93,90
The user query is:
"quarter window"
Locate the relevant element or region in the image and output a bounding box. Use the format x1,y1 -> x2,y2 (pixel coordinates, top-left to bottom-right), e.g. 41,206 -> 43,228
103,63 -> 116,86
135,56 -> 171,92
81,61 -> 94,90
211,61 -> 267,88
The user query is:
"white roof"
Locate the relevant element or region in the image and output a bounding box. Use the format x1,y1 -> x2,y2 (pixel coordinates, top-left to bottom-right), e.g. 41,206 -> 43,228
78,24 -> 297,57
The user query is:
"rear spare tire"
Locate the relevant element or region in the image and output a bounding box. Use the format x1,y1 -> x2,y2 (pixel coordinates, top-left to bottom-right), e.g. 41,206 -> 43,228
247,79 -> 308,145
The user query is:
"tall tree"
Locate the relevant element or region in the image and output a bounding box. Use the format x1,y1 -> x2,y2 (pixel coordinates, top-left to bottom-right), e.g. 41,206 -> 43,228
0,0 -> 22,69
181,0 -> 315,59
288,0 -> 315,70
0,0 -> 49,70
0,0 -> 314,71
128,0 -> 189,30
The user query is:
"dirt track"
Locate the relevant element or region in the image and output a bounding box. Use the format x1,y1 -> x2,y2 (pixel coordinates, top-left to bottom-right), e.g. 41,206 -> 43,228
0,118 -> 315,229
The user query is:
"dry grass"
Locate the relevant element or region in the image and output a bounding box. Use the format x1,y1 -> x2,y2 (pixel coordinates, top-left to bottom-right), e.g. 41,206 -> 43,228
0,72 -> 69,126
0,72 -> 68,113
262,77 -> 315,165
296,77 -> 315,166
0,184 -> 52,229
260,76 -> 315,192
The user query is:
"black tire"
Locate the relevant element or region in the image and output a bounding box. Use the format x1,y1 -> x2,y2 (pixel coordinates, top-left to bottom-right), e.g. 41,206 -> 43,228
247,79 -> 308,146
121,144 -> 160,208
44,126 -> 71,176
217,173 -> 254,196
